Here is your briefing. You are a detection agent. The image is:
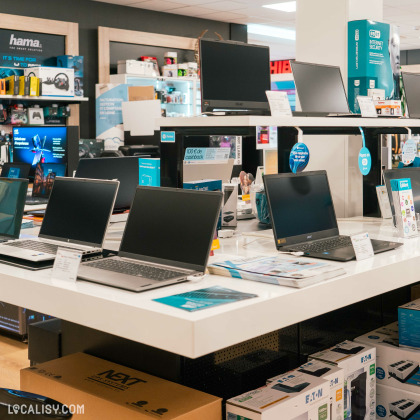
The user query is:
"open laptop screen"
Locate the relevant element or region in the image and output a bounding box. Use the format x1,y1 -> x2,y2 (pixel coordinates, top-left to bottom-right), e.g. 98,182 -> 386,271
39,177 -> 119,247
120,187 -> 222,271
33,163 -> 66,198
1,163 -> 31,180
264,171 -> 339,246
0,178 -> 28,238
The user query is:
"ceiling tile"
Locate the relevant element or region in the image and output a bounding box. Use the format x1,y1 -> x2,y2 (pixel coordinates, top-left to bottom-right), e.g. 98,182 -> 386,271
130,0 -> 186,10
169,5 -> 219,16
198,1 -> 245,11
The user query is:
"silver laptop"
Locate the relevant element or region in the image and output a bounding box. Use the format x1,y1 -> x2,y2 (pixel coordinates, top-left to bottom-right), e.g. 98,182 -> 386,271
78,186 -> 223,292
0,177 -> 119,262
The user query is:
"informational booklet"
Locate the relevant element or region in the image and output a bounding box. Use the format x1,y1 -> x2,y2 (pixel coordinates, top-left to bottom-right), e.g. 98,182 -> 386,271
208,256 -> 345,288
153,285 -> 257,312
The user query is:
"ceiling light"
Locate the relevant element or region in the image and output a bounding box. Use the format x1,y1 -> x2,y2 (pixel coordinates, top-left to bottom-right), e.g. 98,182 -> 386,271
263,1 -> 296,13
247,24 -> 296,40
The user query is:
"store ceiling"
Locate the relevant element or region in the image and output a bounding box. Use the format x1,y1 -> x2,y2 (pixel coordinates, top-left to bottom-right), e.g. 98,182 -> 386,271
92,0 -> 420,60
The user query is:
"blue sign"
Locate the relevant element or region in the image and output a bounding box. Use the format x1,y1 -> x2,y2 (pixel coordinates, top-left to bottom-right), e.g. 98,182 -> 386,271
161,131 -> 175,143
358,147 -> 372,175
289,142 -> 309,173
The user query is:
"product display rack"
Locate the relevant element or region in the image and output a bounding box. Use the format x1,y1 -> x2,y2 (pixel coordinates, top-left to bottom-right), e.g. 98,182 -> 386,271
0,95 -> 89,102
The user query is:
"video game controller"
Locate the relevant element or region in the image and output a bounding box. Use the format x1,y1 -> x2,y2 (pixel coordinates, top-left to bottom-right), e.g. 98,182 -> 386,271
32,111 -> 42,119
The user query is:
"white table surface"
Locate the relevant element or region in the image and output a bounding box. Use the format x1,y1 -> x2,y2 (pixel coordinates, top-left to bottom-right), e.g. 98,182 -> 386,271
2,218 -> 418,358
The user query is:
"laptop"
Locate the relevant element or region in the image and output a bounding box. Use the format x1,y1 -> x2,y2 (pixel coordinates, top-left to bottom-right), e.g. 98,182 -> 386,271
263,170 -> 402,262
1,163 -> 31,180
0,177 -> 28,242
75,157 -> 139,211
0,177 -> 119,262
26,162 -> 66,206
78,186 -> 223,292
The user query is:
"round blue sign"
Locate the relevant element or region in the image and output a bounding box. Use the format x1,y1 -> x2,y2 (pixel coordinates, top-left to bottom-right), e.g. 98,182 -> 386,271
289,143 -> 310,173
358,146 -> 372,176
376,405 -> 387,417
376,367 -> 385,380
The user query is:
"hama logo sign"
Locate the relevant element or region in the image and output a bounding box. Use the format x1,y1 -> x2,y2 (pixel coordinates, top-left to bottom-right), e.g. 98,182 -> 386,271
9,34 -> 42,48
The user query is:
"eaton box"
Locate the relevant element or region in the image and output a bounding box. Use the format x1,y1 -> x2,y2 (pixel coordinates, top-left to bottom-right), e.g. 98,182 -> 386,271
376,384 -> 420,419
138,158 -> 160,187
391,178 -> 418,237
399,299 -> 420,351
24,66 -> 74,97
310,341 -> 376,420
348,20 -> 400,113
57,55 -> 84,97
355,322 -> 420,395
226,370 -> 330,420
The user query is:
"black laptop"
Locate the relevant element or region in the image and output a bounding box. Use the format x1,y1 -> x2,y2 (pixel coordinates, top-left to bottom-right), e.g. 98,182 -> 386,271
2,162 -> 31,180
263,170 -> 402,262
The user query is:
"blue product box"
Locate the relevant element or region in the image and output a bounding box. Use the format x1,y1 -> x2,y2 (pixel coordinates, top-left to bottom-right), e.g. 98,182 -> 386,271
183,179 -> 222,192
138,158 -> 160,187
399,299 -> 420,349
348,20 -> 400,113
57,55 -> 84,96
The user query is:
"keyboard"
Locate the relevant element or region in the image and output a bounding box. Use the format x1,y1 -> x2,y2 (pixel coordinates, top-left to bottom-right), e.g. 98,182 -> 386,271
5,240 -> 79,255
290,236 -> 352,253
86,259 -> 186,281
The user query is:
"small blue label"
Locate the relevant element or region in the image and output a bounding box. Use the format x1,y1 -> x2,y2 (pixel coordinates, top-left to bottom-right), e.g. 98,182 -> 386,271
376,405 -> 387,417
161,131 -> 175,143
358,146 -> 372,175
376,367 -> 385,380
289,142 -> 309,173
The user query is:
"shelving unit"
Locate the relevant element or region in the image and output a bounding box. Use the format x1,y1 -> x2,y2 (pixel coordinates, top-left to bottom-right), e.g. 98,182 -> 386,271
0,95 -> 89,102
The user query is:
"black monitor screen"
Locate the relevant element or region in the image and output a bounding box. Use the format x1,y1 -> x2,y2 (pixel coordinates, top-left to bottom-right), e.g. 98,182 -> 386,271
402,72 -> 420,118
291,61 -> 350,114
1,162 -> 31,179
75,157 -> 139,210
40,178 -> 118,246
200,39 -> 270,112
264,171 -> 338,241
0,178 -> 28,239
120,187 -> 222,270
12,127 -> 67,176
384,168 -> 420,217
33,163 -> 67,198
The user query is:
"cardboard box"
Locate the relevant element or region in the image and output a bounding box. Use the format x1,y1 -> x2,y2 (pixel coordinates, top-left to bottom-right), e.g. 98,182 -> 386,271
128,85 -> 155,101
227,370 -> 330,420
183,179 -> 222,192
117,60 -> 154,76
138,158 -> 160,187
310,341 -> 376,420
355,322 -> 420,395
6,75 -> 19,95
375,99 -> 402,116
222,183 -> 237,227
24,66 -> 74,97
376,384 -> 420,419
29,76 -> 38,96
0,79 -> 5,95
19,76 -> 30,96
399,299 -> 420,350
21,353 -> 221,420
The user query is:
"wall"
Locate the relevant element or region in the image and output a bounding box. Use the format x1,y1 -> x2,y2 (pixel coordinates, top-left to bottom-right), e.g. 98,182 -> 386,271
0,0 -> 247,138
401,50 -> 420,65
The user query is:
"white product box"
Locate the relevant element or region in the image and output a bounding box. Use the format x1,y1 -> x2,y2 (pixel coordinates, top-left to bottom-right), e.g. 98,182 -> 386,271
226,370 -> 330,420
376,384 -> 420,419
310,341 -> 376,420
267,360 -> 344,420
24,66 -> 74,97
162,64 -> 177,77
222,183 -> 237,227
355,322 -> 420,394
367,88 -> 385,101
117,60 -> 154,76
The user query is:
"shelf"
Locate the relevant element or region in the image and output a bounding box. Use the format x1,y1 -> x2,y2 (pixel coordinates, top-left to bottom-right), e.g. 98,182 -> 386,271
110,73 -> 199,83
0,95 -> 89,102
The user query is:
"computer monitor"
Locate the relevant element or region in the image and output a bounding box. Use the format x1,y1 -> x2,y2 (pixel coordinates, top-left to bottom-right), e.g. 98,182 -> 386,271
383,167 -> 420,219
75,156 -> 139,211
12,127 -> 67,177
199,39 -> 270,115
402,72 -> 420,118
1,162 -> 31,179
291,61 -> 350,115
32,163 -> 67,198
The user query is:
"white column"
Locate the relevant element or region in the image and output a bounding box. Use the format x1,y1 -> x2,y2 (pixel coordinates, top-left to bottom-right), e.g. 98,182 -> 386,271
295,0 -> 383,217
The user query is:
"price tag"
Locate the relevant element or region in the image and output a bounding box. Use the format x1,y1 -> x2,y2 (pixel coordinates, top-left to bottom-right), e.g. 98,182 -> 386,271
265,91 -> 292,117
242,194 -> 250,201
350,232 -> 374,261
51,248 -> 82,282
357,96 -> 378,118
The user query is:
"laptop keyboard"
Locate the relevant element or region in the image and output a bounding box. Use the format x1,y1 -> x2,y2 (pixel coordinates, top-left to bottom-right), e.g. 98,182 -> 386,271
86,259 -> 186,281
26,197 -> 48,205
6,240 -> 75,255
290,235 -> 352,253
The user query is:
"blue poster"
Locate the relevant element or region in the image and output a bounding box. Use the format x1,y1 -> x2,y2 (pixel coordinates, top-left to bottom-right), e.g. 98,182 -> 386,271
153,286 -> 257,312
358,146 -> 372,176
289,142 -> 309,173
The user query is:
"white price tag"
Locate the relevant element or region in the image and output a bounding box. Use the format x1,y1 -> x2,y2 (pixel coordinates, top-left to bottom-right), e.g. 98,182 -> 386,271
52,248 -> 83,282
357,96 -> 378,118
265,91 -> 292,117
350,232 -> 374,261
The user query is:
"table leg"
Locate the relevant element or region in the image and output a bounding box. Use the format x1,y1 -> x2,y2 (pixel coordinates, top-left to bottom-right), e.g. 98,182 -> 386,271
277,127 -> 298,173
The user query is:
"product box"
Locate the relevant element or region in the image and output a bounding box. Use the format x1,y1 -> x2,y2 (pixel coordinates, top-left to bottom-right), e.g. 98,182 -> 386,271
222,183 -> 237,227
183,179 -> 222,192
355,322 -> 420,395
399,299 -> 420,350
348,20 -> 400,113
57,55 -> 84,97
18,76 -> 30,96
390,178 -> 418,237
6,75 -> 19,95
375,99 -> 402,116
368,88 -> 385,101
138,157 -> 160,187
227,370 -> 330,420
310,341 -> 376,420
162,64 -> 177,78
376,384 -> 420,419
24,66 -> 74,97
0,79 -> 5,95
117,60 -> 154,76
21,353 -> 221,420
